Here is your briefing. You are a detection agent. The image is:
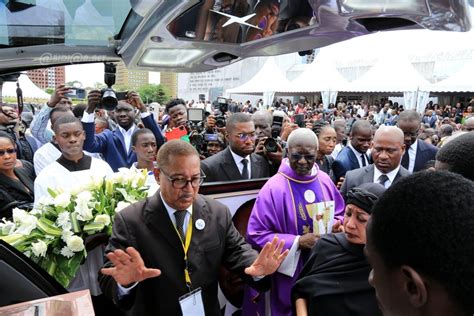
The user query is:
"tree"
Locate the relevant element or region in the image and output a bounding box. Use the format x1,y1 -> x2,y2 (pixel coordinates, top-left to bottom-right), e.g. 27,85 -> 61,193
138,84 -> 171,105
45,87 -> 54,95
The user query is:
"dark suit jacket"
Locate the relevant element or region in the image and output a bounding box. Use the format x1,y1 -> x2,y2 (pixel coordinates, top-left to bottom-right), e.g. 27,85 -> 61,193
333,146 -> 365,182
201,147 -> 270,182
99,193 -> 269,316
413,140 -> 438,172
340,164 -> 410,198
82,115 -> 164,171
0,160 -> 35,217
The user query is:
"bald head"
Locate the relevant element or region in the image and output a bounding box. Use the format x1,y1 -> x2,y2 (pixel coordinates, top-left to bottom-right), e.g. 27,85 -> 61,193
287,128 -> 318,150
463,117 -> 474,132
252,110 -> 273,138
374,126 -> 404,144
372,126 -> 405,174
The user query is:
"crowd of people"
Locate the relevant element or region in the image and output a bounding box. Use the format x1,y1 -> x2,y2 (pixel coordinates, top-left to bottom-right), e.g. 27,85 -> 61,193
0,86 -> 473,316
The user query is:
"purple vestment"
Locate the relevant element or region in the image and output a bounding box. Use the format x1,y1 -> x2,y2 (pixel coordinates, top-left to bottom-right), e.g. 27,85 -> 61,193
245,159 -> 345,316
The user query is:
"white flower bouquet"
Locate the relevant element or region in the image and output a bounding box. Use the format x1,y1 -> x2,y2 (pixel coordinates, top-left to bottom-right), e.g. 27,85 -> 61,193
0,168 -> 149,288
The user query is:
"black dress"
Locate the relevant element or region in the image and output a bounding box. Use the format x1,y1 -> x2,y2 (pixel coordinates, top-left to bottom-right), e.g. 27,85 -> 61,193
0,160 -> 35,218
292,233 -> 382,316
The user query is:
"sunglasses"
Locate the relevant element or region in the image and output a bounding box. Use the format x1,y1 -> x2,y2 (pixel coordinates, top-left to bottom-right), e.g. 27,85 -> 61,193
290,153 -> 316,162
0,148 -> 16,156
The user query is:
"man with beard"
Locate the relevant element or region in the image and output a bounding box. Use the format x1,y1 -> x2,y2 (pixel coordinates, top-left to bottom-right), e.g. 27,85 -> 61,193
397,110 -> 438,172
201,113 -> 270,182
81,90 -> 164,171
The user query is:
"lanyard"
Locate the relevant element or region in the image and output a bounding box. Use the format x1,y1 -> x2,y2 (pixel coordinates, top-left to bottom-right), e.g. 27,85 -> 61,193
173,216 -> 193,289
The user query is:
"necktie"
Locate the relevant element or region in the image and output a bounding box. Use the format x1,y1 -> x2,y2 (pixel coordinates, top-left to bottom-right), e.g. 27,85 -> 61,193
241,158 -> 249,179
378,174 -> 389,187
174,210 -> 187,242
361,154 -> 367,167
401,146 -> 410,169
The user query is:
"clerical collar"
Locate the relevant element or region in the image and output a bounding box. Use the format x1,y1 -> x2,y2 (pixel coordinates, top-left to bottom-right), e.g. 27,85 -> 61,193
57,154 -> 92,172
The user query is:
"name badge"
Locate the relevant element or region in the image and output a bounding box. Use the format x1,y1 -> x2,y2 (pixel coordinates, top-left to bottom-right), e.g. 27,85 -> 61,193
179,287 -> 205,316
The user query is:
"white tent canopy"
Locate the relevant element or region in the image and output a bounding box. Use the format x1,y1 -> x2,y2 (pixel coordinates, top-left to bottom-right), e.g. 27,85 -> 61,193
2,74 -> 51,99
281,57 -> 348,93
341,56 -> 430,93
226,57 -> 291,95
421,59 -> 474,92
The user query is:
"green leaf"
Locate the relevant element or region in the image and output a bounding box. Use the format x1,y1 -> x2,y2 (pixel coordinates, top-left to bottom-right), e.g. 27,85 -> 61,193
47,188 -> 58,198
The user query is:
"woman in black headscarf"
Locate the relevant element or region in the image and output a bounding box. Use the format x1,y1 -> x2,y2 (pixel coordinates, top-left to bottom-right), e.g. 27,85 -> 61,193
292,183 -> 385,316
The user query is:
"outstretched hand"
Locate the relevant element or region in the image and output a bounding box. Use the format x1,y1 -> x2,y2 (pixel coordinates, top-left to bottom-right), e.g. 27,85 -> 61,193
244,236 -> 289,277
101,247 -> 161,287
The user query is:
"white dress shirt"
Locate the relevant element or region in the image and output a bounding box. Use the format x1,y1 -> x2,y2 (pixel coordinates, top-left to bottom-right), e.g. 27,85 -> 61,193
229,148 -> 252,179
373,165 -> 401,188
406,139 -> 418,173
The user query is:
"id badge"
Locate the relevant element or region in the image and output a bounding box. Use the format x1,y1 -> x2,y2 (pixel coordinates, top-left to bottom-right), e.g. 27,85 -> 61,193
179,287 -> 205,316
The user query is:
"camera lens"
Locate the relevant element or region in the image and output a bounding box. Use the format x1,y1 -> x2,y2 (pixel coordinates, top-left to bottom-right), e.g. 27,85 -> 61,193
101,88 -> 118,111
264,138 -> 278,153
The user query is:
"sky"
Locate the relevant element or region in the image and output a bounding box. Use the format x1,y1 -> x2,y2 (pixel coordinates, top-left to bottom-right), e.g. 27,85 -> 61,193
65,63 -> 160,87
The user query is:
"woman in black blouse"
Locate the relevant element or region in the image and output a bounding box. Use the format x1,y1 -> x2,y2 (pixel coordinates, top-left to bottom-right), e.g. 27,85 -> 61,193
312,120 -> 337,181
0,131 -> 35,218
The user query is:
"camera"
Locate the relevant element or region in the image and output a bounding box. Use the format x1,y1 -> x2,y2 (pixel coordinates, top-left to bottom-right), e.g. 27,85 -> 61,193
263,137 -> 278,153
100,63 -> 127,111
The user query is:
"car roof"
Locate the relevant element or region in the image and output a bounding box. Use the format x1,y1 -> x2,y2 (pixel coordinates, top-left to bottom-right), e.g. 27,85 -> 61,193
0,1 -> 472,74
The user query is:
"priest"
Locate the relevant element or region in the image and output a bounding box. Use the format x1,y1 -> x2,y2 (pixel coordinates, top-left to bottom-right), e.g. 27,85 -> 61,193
245,128 -> 345,316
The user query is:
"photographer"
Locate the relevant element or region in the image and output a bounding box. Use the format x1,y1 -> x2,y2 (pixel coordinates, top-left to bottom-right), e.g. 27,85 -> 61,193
252,111 -> 283,175
0,103 -> 35,162
81,90 -> 164,171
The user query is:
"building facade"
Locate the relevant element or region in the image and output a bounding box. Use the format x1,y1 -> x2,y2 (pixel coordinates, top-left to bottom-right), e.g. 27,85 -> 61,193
115,61 -> 149,90
160,72 -> 178,98
27,66 -> 65,89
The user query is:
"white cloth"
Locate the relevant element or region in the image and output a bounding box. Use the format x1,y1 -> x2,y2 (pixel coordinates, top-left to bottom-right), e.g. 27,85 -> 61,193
277,236 -> 301,277
34,157 -> 114,206
229,148 -> 252,178
373,165 -> 401,189
33,143 -> 103,176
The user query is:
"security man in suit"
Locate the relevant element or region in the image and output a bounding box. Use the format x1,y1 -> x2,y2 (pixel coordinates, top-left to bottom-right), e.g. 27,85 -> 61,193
340,126 -> 410,198
397,110 -> 438,173
201,113 -> 271,182
99,140 -> 288,315
332,120 -> 372,183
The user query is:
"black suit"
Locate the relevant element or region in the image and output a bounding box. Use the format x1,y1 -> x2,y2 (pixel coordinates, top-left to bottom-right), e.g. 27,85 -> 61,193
99,192 -> 269,316
412,140 -> 438,172
201,147 -> 270,182
0,160 -> 35,217
340,164 -> 410,198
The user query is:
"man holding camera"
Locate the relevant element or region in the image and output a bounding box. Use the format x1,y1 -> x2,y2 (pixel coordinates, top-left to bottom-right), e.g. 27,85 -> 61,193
81,90 -> 164,171
252,110 -> 283,174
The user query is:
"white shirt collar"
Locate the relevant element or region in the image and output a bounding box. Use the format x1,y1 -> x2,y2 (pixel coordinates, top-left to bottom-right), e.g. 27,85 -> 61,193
117,124 -> 137,151
229,148 -> 251,177
373,165 -> 401,187
348,143 -> 365,156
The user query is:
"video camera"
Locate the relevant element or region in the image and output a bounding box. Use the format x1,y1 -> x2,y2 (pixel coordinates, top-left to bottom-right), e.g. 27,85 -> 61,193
101,63 -> 127,111
214,97 -> 229,128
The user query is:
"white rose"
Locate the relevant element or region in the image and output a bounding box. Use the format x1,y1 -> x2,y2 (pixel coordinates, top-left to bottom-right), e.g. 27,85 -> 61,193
54,193 -> 71,208
115,201 -> 131,213
75,192 -> 93,221
76,191 -> 92,203
60,246 -> 75,258
66,235 -> 84,252
94,214 -> 111,226
31,240 -> 48,257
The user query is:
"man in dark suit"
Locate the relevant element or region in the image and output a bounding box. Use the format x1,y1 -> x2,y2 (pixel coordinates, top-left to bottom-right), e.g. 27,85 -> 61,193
81,90 -> 164,171
201,113 -> 270,182
99,140 -> 288,316
341,126 -> 409,198
397,110 -> 438,172
332,120 -> 372,182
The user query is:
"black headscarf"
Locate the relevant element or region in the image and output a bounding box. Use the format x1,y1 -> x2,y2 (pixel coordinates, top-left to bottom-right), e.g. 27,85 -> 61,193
346,183 -> 386,214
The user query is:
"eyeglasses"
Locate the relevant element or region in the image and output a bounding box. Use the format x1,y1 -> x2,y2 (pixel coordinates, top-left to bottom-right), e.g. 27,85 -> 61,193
0,148 -> 16,156
235,132 -> 257,141
160,169 -> 206,189
290,153 -> 316,162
